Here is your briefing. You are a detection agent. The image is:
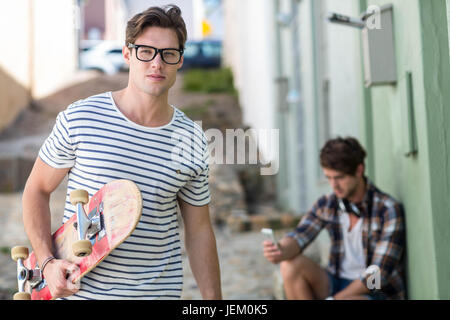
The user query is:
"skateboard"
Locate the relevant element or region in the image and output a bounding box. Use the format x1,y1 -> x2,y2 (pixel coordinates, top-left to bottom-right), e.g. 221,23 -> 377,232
11,179 -> 142,300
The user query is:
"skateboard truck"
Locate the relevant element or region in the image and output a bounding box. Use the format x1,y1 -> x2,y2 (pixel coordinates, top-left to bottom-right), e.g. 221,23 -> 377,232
74,202 -> 103,240
70,189 -> 101,257
11,246 -> 42,300
86,202 -> 103,239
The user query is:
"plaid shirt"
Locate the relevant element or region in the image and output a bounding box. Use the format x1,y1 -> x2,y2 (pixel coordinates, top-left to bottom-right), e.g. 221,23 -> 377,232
286,179 -> 406,300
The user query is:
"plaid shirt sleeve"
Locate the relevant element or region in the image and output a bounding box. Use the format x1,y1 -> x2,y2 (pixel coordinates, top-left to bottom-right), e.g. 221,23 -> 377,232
285,196 -> 328,253
360,200 -> 406,290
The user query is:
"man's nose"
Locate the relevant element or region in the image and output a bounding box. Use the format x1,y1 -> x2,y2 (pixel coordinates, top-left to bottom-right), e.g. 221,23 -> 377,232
330,179 -> 339,189
150,52 -> 164,68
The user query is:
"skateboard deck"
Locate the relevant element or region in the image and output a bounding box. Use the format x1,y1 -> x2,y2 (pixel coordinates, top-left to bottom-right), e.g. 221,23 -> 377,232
15,179 -> 142,300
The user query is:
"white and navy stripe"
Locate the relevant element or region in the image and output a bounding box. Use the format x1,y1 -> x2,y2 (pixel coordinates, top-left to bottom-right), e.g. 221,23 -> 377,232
39,92 -> 210,300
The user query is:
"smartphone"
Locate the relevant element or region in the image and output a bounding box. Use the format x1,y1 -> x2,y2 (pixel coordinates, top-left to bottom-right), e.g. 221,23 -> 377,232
261,228 -> 280,250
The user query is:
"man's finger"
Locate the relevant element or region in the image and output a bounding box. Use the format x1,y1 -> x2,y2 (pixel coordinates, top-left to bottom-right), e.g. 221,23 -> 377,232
264,245 -> 280,253
66,279 -> 81,293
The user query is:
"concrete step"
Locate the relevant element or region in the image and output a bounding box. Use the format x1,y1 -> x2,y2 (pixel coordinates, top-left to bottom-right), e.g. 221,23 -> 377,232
0,135 -> 46,192
221,211 -> 302,232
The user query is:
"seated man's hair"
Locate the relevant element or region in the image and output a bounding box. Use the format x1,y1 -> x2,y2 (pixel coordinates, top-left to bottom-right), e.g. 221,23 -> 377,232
320,137 -> 367,175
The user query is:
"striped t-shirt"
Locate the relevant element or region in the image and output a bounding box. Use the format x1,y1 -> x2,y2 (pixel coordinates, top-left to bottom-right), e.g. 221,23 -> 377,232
39,91 -> 211,300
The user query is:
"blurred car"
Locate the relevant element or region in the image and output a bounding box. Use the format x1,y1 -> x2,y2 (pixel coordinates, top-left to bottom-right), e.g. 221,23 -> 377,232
181,40 -> 222,70
79,41 -> 128,75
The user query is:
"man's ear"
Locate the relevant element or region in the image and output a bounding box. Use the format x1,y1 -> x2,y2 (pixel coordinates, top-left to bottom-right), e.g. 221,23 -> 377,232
123,45 -> 131,65
356,163 -> 365,177
177,55 -> 184,70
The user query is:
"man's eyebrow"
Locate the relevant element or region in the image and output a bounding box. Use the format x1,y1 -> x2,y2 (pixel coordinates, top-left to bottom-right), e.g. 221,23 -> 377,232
325,174 -> 345,179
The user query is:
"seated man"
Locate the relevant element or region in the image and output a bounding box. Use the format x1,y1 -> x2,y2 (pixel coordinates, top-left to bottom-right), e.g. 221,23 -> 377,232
263,137 -> 406,300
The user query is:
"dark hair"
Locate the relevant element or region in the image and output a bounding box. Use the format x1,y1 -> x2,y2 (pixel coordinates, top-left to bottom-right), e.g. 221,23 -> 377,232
126,5 -> 187,50
320,137 -> 367,175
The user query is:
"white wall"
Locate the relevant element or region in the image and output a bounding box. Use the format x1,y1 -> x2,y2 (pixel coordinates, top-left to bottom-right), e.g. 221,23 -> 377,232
32,0 -> 78,98
0,0 -> 32,130
105,0 -> 128,43
0,0 -> 78,123
223,0 -> 277,165
324,0 -> 362,139
0,0 -> 32,88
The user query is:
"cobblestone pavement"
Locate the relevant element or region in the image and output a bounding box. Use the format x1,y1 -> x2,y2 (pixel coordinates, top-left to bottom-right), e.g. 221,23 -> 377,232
180,226 -> 283,300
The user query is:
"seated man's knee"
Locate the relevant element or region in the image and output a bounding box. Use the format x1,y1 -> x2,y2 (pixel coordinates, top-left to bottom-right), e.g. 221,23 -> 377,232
280,255 -> 307,281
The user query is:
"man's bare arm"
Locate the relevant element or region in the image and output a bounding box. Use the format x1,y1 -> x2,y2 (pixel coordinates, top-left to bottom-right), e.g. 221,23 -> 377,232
178,198 -> 222,300
23,157 -> 68,263
22,157 -> 79,297
333,279 -> 370,300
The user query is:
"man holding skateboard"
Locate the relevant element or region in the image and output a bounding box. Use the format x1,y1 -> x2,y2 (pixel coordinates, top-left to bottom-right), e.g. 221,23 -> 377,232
22,5 -> 221,300
263,137 -> 406,300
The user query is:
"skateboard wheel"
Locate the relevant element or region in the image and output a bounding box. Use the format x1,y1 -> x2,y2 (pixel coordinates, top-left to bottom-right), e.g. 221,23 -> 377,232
73,240 -> 92,257
13,292 -> 31,300
70,189 -> 89,205
11,246 -> 29,261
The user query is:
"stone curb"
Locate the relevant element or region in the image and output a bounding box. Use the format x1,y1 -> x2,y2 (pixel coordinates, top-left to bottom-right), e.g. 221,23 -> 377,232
219,213 -> 302,233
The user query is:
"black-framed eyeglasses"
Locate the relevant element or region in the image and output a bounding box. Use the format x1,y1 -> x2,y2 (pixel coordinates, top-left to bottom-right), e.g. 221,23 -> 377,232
128,43 -> 183,65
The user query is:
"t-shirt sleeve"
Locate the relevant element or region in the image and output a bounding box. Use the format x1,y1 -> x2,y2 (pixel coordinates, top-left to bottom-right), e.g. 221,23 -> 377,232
38,110 -> 76,169
177,129 -> 211,207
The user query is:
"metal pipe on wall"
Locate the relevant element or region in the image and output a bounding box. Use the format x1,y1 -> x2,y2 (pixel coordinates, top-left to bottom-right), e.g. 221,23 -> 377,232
288,0 -> 307,213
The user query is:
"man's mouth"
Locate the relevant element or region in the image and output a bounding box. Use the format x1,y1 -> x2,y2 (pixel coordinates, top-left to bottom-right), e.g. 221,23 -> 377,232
148,74 -> 166,80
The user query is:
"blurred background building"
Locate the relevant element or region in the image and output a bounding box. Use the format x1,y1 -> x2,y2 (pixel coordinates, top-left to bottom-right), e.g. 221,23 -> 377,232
0,0 -> 79,131
0,0 -> 223,131
223,0 -> 450,300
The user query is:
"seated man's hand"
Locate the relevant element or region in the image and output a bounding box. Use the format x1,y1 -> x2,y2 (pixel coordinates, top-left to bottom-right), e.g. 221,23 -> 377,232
263,237 -> 301,264
263,240 -> 283,264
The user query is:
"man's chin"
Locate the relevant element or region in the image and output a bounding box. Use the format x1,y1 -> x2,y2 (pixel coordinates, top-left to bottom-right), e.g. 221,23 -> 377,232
139,86 -> 167,98
335,191 -> 347,199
